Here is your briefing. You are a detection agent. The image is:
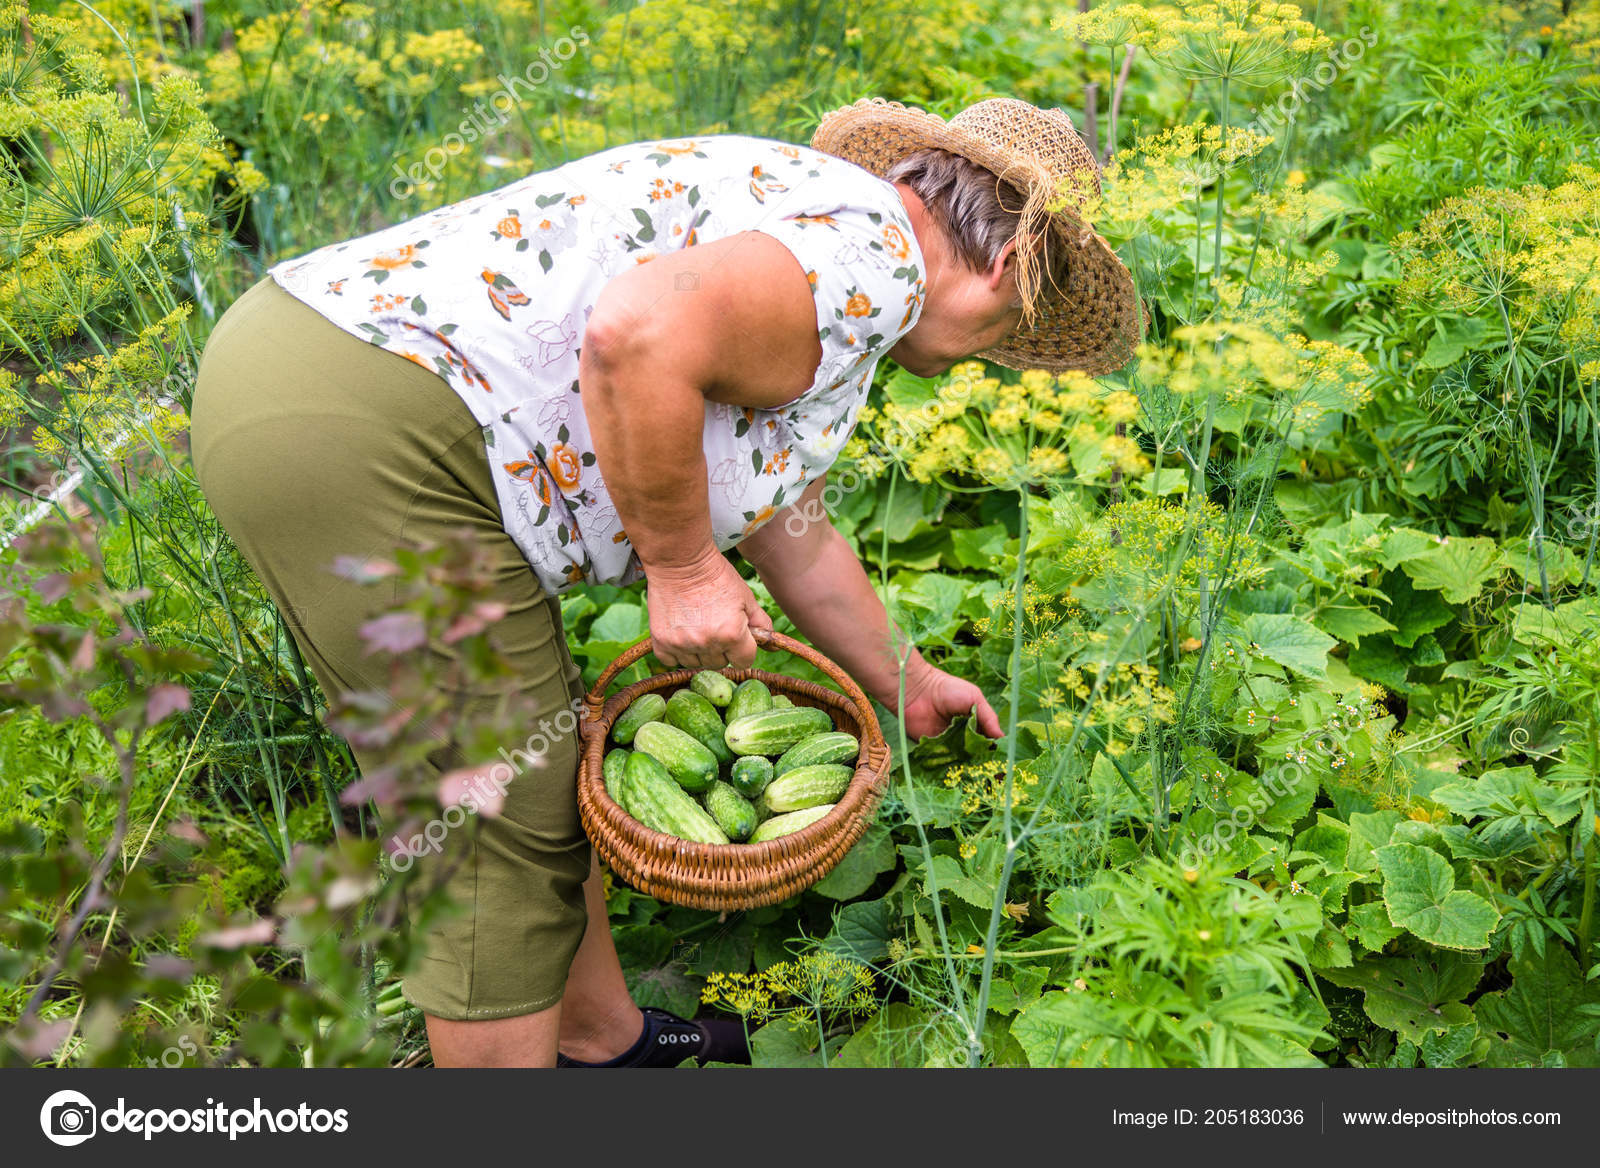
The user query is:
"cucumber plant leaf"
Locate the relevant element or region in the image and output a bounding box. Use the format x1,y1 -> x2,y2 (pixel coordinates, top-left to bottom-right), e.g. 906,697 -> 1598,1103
1400,536 -> 1502,604
1319,953 -> 1482,1043
1375,843 -> 1499,949
1239,612 -> 1336,679
811,824 -> 896,900
1475,947 -> 1600,1068
1382,571 -> 1454,648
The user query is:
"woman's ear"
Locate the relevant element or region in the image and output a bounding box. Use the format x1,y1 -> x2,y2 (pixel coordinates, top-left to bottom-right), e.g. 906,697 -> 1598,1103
987,238 -> 1019,291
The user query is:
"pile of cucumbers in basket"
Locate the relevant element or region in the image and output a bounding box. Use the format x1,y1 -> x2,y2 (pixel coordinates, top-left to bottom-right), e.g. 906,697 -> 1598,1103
604,671 -> 859,846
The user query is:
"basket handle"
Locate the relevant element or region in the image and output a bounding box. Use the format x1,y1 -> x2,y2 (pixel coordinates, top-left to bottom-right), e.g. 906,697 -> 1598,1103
581,628 -> 882,743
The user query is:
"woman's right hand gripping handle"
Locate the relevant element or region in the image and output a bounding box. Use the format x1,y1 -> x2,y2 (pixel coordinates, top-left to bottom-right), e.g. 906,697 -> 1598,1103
644,545 -> 773,671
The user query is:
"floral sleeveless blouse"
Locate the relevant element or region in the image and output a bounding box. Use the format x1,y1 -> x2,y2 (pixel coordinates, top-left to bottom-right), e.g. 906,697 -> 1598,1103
269,135 -> 926,594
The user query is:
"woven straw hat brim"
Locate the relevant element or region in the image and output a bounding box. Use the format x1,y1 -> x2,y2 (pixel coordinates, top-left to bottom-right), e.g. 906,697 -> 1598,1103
811,98 -> 1143,376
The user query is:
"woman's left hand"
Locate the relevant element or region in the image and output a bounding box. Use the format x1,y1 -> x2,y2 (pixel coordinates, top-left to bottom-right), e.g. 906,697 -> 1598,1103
899,661 -> 1003,740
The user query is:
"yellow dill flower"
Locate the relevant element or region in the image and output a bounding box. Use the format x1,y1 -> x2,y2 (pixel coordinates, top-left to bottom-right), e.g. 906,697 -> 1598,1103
403,28 -> 484,71
989,402 -> 1027,433
973,445 -> 1016,483
1144,1 -> 1332,86
1101,389 -> 1141,424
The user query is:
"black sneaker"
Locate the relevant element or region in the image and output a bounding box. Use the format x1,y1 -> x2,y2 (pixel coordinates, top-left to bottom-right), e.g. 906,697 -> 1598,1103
557,1007 -> 751,1068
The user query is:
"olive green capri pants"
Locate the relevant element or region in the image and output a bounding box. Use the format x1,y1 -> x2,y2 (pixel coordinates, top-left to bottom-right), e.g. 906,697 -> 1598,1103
190,275 -> 592,1020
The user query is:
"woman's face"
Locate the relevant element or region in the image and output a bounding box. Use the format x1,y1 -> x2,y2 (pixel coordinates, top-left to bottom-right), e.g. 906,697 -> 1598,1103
885,180 -> 1039,377
888,265 -> 1026,377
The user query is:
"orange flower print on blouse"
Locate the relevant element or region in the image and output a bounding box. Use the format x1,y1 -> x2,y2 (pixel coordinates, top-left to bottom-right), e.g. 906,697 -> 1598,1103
749,164 -> 788,203
495,215 -> 522,239
547,442 -> 583,492
481,268 -> 532,320
742,505 -> 777,536
504,452 -> 554,505
648,178 -> 687,202
365,241 -> 429,284
370,244 -> 417,269
882,222 -> 912,260
844,292 -> 873,318
900,286 -> 924,329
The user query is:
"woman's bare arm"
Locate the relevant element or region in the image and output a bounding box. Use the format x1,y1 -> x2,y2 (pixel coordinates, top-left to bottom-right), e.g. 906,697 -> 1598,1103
578,232 -> 822,669
739,478 -> 1002,738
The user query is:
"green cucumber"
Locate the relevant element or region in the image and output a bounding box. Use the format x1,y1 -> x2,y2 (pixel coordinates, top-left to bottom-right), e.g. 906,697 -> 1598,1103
774,731 -> 859,778
612,691 -> 667,746
769,693 -> 795,709
748,804 -> 834,843
664,688 -> 734,765
603,748 -> 634,814
724,705 -> 834,756
689,670 -> 735,708
760,763 -> 853,813
729,754 -> 775,799
724,678 -> 773,724
703,780 -> 758,842
633,720 -> 719,792
624,752 -> 729,844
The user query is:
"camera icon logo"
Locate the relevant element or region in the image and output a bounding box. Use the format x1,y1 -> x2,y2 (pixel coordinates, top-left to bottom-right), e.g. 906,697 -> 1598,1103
673,271 -> 700,291
39,1089 -> 97,1146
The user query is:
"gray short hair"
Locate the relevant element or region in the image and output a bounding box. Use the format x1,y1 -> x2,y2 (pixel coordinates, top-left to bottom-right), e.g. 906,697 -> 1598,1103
884,147 -> 1070,300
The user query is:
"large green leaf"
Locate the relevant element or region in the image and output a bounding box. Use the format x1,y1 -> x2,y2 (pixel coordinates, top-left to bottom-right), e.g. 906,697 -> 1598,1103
1344,901 -> 1403,951
681,918 -> 755,978
1510,593 -> 1600,648
925,853 -> 997,908
1010,991 -> 1085,1067
947,523 -> 1009,570
822,897 -> 897,962
1419,1021 -> 1481,1068
1400,536 -> 1502,604
1346,635 -> 1411,692
1376,527 -> 1439,570
1383,572 -> 1454,648
1315,600 -> 1396,647
811,825 -> 896,900
1239,612 -> 1336,679
1319,954 -> 1484,1043
891,571 -> 984,646
833,1002 -> 964,1067
1417,314 -> 1488,369
1500,541 -> 1581,588
1344,810 -> 1404,873
1375,844 -> 1499,949
1476,947 -> 1600,1068
748,1019 -> 825,1067
1429,766 -> 1544,820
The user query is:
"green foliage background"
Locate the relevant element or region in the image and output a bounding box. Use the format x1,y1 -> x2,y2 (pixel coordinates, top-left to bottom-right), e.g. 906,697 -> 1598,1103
4,0 -> 1600,1068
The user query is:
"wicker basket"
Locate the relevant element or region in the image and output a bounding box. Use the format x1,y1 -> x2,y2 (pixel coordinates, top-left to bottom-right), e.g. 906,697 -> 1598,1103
577,629 -> 892,911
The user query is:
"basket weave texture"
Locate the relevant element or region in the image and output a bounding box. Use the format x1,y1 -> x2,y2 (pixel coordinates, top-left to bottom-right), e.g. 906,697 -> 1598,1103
577,629 -> 891,910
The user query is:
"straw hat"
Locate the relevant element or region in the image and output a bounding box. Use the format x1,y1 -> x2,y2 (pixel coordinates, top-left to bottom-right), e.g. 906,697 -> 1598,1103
811,97 -> 1142,376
